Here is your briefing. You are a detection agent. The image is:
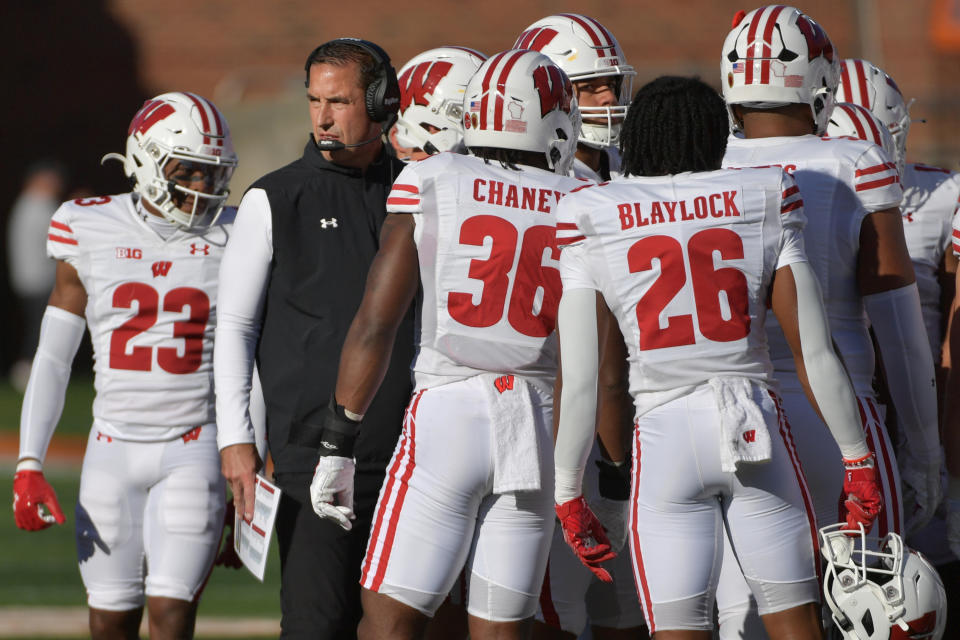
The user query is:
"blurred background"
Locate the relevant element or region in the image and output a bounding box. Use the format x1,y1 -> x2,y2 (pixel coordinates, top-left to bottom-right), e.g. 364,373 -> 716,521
2,0 -> 960,372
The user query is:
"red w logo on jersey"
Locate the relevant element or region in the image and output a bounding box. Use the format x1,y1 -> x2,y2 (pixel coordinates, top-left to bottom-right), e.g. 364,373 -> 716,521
398,60 -> 454,112
532,65 -> 572,118
128,99 -> 176,137
151,261 -> 172,277
494,375 -> 515,394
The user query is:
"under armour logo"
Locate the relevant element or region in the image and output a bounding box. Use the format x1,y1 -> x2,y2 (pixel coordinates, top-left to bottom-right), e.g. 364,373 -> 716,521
190,243 -> 210,255
903,212 -> 914,223
319,218 -> 338,229
742,429 -> 756,443
96,431 -> 113,443
151,261 -> 172,277
494,375 -> 515,394
181,426 -> 202,443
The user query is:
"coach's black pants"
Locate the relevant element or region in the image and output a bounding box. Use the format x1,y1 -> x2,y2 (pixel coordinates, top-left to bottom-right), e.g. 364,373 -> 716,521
273,466 -> 386,640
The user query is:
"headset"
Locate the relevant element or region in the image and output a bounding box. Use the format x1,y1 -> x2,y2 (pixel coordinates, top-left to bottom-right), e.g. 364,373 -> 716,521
304,37 -> 400,129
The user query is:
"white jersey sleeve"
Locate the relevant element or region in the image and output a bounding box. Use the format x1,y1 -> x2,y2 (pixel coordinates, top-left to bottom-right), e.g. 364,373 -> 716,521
47,200 -> 82,266
214,188 -> 273,451
851,143 -> 903,213
776,172 -> 807,269
900,163 -> 960,358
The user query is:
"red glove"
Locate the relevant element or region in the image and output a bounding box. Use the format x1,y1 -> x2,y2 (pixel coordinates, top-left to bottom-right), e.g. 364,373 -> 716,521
842,454 -> 883,534
214,501 -> 243,569
556,496 -> 616,582
13,470 -> 66,531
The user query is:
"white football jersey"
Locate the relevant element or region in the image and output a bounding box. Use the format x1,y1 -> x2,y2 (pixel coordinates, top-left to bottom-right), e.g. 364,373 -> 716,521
724,135 -> 903,394
556,167 -> 807,417
385,153 -> 586,391
47,194 -> 234,440
900,163 -> 960,358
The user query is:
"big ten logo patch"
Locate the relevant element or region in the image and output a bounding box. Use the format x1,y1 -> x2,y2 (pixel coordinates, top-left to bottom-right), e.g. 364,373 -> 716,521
116,247 -> 142,259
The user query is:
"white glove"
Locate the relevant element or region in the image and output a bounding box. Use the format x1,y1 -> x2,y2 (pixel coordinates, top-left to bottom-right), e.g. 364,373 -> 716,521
900,449 -> 943,537
590,495 -> 629,553
310,455 -> 356,530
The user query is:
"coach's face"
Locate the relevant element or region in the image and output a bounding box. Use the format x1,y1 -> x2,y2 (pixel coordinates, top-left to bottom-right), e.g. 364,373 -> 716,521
308,60 -> 382,167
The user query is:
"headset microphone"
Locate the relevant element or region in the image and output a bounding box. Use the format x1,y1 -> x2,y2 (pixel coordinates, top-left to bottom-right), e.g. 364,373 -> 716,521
314,131 -> 384,151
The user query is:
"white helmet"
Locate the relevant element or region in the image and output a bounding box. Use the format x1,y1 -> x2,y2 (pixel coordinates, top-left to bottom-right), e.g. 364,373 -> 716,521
837,59 -> 912,173
820,524 -> 947,639
462,49 -> 581,175
514,13 -> 635,148
395,46 -> 487,155
103,91 -> 237,228
827,102 -> 901,176
722,5 -> 839,135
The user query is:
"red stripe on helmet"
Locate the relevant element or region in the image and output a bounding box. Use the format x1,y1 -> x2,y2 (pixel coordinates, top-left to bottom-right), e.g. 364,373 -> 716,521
744,7 -> 765,85
840,61 -> 853,102
560,13 -> 616,58
857,104 -> 884,143
442,45 -> 487,61
854,60 -> 871,109
184,92 -> 215,145
478,52 -> 506,130
493,51 -> 525,131
529,27 -> 559,52
580,14 -> 620,57
759,5 -> 786,84
515,28 -> 536,49
840,104 -> 868,140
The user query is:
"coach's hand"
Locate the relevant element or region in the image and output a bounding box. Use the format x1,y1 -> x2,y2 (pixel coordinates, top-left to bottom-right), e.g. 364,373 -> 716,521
556,495 -> 616,582
221,443 -> 261,523
13,464 -> 66,531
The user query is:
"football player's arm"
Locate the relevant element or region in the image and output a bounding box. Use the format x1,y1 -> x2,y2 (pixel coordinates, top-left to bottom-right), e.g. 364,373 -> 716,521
772,261 -> 880,530
215,188 -> 271,521
860,209 -> 941,533
595,297 -> 631,465
15,260 -> 87,530
859,209 -> 940,461
334,213 -> 419,416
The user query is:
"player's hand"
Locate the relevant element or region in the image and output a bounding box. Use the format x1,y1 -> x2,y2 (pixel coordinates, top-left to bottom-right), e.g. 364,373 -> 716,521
220,443 -> 261,523
556,496 -> 616,582
310,455 -> 356,530
841,454 -> 883,534
899,449 -> 943,537
214,502 -> 244,569
13,470 -> 66,531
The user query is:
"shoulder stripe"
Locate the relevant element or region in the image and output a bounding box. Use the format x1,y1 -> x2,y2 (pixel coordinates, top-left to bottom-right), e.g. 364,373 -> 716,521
781,200 -> 803,214
386,197 -> 419,206
855,175 -> 899,191
48,233 -> 78,246
557,222 -> 579,230
782,185 -> 800,199
391,183 -> 419,194
855,162 -> 897,177
50,220 -> 73,233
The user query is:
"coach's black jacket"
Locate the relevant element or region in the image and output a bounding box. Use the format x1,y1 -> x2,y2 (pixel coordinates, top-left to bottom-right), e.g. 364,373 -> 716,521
252,138 -> 414,477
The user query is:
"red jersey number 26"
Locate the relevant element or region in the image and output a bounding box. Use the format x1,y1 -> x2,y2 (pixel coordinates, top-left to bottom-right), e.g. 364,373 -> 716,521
629,228 -> 750,351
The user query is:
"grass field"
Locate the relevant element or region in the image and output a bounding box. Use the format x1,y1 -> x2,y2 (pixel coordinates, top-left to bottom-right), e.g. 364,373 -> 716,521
0,377 -> 283,637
